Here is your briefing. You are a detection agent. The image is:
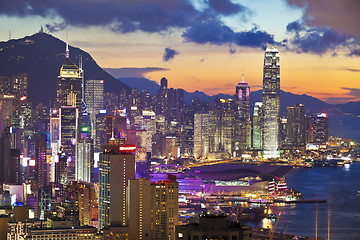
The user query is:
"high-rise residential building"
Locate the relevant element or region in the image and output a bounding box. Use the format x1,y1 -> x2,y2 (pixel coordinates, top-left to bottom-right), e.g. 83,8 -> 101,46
262,47 -> 280,158
35,133 -> 48,188
194,113 -> 209,159
150,180 -> 179,240
128,177 -> 152,240
313,113 -> 329,144
104,92 -> 119,116
252,102 -> 263,150
286,104 -> 306,146
98,146 -> 135,229
59,106 -> 79,182
235,74 -> 251,151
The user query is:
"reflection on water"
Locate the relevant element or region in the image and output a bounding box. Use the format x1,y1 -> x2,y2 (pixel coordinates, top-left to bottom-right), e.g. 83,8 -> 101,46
246,163 -> 360,240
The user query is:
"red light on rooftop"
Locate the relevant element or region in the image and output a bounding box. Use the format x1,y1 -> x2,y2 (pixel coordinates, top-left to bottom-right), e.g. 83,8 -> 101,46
20,96 -> 27,101
119,145 -> 136,152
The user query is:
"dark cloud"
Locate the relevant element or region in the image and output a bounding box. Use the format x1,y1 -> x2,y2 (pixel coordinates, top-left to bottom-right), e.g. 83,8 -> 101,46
286,21 -> 358,54
45,22 -> 66,32
342,88 -> 360,98
323,97 -> 357,104
348,49 -> 360,57
286,0 -> 360,36
343,68 -> 360,72
103,67 -> 169,78
0,0 -> 248,34
183,20 -> 276,49
163,48 -> 179,62
207,0 -> 247,16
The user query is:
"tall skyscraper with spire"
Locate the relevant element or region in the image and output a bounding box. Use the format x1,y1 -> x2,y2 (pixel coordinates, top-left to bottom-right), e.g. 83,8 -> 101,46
56,42 -> 83,181
235,73 -> 251,151
262,47 -> 280,158
56,43 -> 83,109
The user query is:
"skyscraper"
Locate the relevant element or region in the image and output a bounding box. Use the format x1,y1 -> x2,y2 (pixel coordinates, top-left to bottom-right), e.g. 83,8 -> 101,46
262,47 -> 280,158
56,44 -> 82,110
98,145 -> 135,229
35,133 -> 48,188
235,74 -> 251,150
286,104 -> 306,146
252,102 -> 263,150
59,106 -> 79,182
193,113 -> 209,159
85,79 -> 104,138
313,113 -> 329,144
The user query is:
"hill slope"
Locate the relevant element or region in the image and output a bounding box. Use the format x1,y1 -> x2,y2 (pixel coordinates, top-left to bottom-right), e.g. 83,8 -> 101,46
0,32 -> 129,105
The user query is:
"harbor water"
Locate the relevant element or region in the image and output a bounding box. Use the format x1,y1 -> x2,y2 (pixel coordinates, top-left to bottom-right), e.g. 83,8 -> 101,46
249,163 -> 360,239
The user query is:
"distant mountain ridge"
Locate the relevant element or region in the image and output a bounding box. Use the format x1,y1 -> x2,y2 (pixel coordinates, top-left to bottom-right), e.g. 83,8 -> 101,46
118,77 -> 360,141
0,32 -> 129,105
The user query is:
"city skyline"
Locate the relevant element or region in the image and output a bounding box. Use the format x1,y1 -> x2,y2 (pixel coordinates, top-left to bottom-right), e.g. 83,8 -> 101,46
0,0 -> 359,104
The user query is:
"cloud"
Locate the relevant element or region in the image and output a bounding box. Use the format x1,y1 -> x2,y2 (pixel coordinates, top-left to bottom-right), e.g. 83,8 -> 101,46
286,21 -> 358,54
342,88 -> 360,98
323,97 -> 357,104
103,67 -> 168,78
183,20 -> 277,49
348,49 -> 360,57
285,0 -> 360,36
45,22 -> 66,32
0,0 -> 248,34
162,48 -> 179,62
342,68 -> 360,73
206,0 -> 247,16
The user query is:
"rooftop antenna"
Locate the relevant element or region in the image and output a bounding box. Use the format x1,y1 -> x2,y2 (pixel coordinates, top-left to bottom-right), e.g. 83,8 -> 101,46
241,71 -> 245,82
66,30 -> 69,58
79,55 -> 85,102
9,31 -> 11,40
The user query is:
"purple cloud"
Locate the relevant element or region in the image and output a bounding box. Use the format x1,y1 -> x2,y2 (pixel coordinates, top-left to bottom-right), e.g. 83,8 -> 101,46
183,20 -> 276,49
163,48 -> 179,62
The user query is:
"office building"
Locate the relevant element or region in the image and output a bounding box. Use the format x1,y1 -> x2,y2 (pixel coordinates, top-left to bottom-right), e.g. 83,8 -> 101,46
156,77 -> 168,116
313,113 -> 329,144
262,47 -> 280,158
76,138 -> 93,183
235,74 -> 251,150
98,145 -> 135,229
59,106 -> 79,182
55,151 -> 67,185
56,44 -> 82,110
286,104 -> 306,146
193,113 -> 209,159
85,80 -> 104,138
35,132 -> 48,188
252,102 -> 263,150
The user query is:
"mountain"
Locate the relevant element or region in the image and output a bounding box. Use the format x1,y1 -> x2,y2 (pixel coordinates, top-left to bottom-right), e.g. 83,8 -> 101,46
118,76 -> 360,141
0,32 -> 129,105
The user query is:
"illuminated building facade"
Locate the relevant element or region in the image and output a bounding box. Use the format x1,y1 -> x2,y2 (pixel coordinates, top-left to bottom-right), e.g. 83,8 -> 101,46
76,138 -> 93,183
313,113 -> 329,144
59,106 -> 78,182
235,74 -> 251,150
35,132 -> 48,188
150,180 -> 179,240
98,147 -> 135,229
56,46 -> 82,110
193,113 -> 209,158
85,80 -> 104,138
252,102 -> 263,150
286,104 -> 306,146
156,77 -> 168,116
55,152 -> 67,185
262,47 -> 280,158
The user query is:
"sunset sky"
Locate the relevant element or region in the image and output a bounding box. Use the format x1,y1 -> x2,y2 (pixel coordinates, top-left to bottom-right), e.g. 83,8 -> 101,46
0,0 -> 359,104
